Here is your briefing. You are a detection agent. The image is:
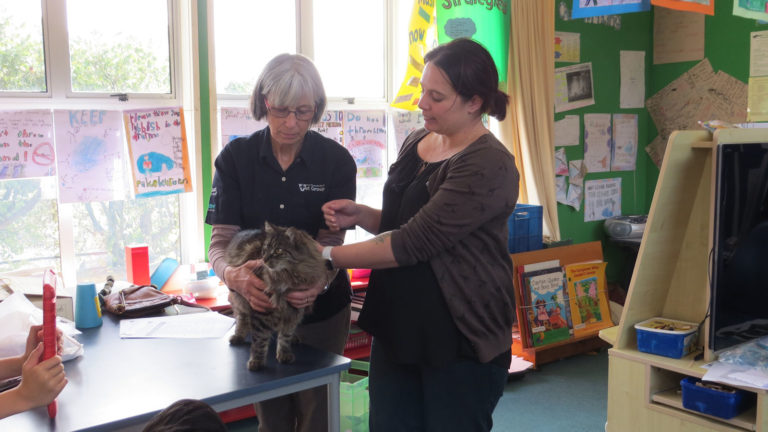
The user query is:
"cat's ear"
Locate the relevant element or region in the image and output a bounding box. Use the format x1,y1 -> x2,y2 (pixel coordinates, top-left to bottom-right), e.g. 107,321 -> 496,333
264,221 -> 274,233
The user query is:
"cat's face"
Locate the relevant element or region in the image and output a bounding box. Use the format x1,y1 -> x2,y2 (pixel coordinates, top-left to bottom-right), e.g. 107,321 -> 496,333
260,224 -> 315,274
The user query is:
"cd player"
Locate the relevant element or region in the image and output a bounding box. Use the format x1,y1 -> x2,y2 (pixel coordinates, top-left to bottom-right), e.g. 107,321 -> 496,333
604,215 -> 647,239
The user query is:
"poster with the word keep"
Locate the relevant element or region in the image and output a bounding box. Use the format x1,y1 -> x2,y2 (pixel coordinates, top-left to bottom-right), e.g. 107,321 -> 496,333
0,110 -> 55,179
53,110 -> 128,203
344,110 -> 387,178
584,178 -> 622,222
124,107 -> 193,198
219,107 -> 267,149
312,110 -> 345,146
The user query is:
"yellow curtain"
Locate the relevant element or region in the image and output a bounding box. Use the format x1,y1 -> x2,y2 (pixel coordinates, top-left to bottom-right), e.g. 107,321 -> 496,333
498,0 -> 560,241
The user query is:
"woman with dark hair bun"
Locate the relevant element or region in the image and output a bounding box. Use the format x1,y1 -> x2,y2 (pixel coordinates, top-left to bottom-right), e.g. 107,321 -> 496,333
321,38 -> 520,431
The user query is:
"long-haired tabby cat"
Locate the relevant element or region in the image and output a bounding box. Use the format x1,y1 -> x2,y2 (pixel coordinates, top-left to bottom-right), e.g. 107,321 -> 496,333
226,222 -> 337,371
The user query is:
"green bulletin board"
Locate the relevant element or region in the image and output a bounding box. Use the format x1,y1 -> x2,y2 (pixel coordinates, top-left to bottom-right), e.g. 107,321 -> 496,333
553,0 -> 767,284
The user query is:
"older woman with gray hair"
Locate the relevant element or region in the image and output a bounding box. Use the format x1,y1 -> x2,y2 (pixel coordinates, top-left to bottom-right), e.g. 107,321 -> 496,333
205,53 -> 356,432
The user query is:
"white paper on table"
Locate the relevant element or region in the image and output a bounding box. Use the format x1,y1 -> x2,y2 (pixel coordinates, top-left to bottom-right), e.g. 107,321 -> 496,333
620,50 -> 645,108
554,115 -> 580,147
120,311 -> 235,339
703,361 -> 768,391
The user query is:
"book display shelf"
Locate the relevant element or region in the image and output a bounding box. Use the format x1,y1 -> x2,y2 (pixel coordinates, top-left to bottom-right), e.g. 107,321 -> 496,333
510,241 -> 610,368
604,129 -> 768,432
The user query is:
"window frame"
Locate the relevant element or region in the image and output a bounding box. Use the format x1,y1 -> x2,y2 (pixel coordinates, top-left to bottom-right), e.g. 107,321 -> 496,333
0,0 -> 201,288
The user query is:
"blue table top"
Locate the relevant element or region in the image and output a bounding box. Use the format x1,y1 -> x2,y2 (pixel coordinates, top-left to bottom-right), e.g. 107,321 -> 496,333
0,313 -> 350,431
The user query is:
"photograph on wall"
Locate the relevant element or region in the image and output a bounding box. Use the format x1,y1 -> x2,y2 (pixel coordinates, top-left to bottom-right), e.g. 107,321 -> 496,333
571,0 -> 651,18
584,178 -> 622,222
219,107 -> 267,150
0,110 -> 55,180
555,63 -> 595,113
124,107 -> 193,198
53,109 -> 128,203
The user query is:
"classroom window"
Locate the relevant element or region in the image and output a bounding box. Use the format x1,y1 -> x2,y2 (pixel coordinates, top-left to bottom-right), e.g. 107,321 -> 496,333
71,196 -> 181,282
65,0 -> 172,94
312,0 -> 387,100
213,1 -> 297,97
0,1 -> 47,93
0,0 -> 191,288
0,178 -> 60,274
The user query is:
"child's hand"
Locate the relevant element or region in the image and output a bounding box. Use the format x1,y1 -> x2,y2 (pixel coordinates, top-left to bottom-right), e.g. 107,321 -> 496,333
25,325 -> 64,359
15,343 -> 67,410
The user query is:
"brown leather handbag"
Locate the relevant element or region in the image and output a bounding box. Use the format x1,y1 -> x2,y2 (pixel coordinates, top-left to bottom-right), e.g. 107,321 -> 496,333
103,284 -> 208,318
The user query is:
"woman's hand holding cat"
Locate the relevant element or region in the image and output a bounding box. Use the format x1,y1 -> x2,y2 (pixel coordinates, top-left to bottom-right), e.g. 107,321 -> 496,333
285,279 -> 325,309
224,259 -> 274,312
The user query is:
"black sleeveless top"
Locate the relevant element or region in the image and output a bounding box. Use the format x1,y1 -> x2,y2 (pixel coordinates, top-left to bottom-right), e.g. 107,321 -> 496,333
357,137 -> 510,369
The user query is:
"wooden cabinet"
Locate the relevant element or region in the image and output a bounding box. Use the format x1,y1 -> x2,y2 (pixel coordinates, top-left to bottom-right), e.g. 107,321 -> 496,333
604,129 -> 768,432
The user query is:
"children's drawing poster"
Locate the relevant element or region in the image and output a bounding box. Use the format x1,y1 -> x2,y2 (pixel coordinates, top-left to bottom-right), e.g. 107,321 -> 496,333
584,178 -> 622,222
343,110 -> 387,178
734,0 -> 768,21
571,0 -> 650,18
611,114 -> 638,171
53,110 -> 127,203
393,109 -> 425,153
652,0 -> 714,15
312,110 -> 344,146
0,110 -> 55,179
555,63 -> 595,113
124,107 -> 192,198
219,107 -> 267,149
583,113 -> 612,173
555,31 -> 580,63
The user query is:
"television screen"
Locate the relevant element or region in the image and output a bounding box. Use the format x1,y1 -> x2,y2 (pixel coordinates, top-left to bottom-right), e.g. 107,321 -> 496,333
710,142 -> 768,354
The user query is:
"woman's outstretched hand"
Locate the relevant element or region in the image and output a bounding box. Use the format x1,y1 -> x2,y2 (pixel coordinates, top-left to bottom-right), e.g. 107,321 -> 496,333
321,199 -> 359,231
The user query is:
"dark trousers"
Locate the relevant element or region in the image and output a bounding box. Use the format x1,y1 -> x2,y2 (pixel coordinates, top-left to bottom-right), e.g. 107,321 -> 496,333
368,339 -> 508,432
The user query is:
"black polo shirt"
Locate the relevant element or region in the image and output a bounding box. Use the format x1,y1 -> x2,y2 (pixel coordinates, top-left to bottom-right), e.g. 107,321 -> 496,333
206,127 -> 357,323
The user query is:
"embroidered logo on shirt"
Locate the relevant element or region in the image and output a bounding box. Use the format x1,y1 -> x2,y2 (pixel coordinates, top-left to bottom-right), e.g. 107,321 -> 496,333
298,184 -> 326,192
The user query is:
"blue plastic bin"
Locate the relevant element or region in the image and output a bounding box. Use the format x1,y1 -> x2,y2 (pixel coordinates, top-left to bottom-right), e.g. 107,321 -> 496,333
507,204 -> 543,253
635,317 -> 698,359
681,377 -> 753,419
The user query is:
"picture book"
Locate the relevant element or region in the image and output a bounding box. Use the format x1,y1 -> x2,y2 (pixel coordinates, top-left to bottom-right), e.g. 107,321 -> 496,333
520,266 -> 572,348
564,261 -> 613,338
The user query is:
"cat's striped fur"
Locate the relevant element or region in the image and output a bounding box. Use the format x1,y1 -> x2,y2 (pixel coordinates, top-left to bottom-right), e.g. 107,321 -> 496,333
225,222 -> 336,371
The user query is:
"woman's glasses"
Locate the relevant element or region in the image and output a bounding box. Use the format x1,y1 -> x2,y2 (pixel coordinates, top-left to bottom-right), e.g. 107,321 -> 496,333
265,100 -> 315,121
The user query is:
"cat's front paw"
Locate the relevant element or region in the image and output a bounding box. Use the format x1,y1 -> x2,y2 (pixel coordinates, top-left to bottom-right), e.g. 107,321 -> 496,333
247,358 -> 266,371
229,334 -> 247,345
276,349 -> 295,364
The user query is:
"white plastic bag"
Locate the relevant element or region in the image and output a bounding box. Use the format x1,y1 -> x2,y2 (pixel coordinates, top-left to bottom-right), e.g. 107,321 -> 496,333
0,292 -> 83,361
